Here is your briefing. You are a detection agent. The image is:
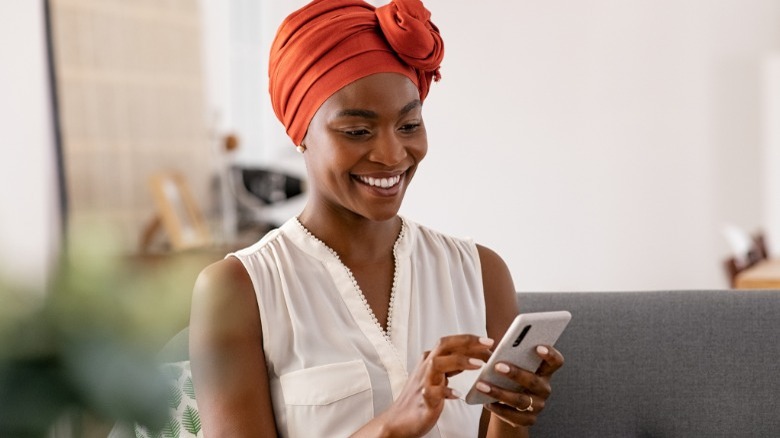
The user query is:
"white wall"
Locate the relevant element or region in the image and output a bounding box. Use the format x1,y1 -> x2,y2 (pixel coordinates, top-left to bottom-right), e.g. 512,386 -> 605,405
398,0 -> 780,290
0,1 -> 60,291
764,54 -> 780,258
199,0 -> 307,166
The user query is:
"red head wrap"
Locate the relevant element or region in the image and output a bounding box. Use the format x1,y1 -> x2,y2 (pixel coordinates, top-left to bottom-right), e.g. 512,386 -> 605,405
269,0 -> 444,146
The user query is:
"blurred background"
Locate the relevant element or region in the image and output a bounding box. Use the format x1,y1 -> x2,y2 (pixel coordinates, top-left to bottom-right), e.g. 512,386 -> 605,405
2,0 -> 780,295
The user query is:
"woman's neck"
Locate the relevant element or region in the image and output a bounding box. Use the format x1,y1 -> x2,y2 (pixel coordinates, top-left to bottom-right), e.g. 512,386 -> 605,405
297,206 -> 402,265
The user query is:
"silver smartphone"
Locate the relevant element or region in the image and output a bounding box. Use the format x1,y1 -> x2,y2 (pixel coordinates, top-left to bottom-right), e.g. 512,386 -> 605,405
464,311 -> 571,405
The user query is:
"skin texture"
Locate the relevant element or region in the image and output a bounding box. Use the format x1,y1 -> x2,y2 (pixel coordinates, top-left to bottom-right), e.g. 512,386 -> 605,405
190,73 -> 563,437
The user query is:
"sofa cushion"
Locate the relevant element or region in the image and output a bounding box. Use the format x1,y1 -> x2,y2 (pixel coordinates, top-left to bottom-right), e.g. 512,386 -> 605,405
517,290 -> 780,437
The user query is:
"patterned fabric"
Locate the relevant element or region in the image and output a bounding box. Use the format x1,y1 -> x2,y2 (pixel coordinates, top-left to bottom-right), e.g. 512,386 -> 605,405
135,361 -> 202,438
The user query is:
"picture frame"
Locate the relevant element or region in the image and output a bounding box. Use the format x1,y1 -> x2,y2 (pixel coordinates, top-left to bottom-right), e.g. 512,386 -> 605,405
148,172 -> 211,251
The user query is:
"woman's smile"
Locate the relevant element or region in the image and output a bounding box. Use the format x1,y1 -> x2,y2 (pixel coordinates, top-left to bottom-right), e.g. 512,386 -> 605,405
353,172 -> 405,196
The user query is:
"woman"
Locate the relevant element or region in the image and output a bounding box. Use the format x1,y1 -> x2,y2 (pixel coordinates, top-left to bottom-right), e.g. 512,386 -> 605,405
189,0 -> 564,436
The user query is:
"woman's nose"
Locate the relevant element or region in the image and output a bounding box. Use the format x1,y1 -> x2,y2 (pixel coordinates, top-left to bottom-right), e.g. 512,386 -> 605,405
369,133 -> 407,165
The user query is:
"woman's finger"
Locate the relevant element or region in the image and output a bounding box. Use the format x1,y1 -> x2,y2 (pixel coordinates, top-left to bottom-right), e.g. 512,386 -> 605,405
430,354 -> 485,384
492,362 -> 551,398
420,335 -> 493,387
475,381 -> 546,415
535,345 -> 564,378
429,334 -> 494,357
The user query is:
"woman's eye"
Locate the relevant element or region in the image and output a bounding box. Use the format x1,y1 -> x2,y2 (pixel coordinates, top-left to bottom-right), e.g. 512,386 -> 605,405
344,129 -> 370,137
400,123 -> 421,133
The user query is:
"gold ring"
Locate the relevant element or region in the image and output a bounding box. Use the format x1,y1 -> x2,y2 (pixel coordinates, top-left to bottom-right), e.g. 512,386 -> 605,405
517,395 -> 534,412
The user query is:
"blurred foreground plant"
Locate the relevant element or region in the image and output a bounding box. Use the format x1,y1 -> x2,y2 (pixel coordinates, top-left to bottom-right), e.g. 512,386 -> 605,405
0,226 -> 197,437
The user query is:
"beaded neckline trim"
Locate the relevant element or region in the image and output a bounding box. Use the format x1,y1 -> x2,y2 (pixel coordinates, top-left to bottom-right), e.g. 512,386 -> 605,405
293,218 -> 405,343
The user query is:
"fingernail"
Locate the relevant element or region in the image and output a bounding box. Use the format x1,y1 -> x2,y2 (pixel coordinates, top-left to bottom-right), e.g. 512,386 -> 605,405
451,388 -> 463,398
468,358 -> 485,367
479,337 -> 494,347
476,382 -> 491,393
537,345 -> 549,356
495,363 -> 510,374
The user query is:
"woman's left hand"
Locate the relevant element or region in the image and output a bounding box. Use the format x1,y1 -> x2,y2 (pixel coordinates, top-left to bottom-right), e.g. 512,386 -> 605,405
477,344 -> 565,428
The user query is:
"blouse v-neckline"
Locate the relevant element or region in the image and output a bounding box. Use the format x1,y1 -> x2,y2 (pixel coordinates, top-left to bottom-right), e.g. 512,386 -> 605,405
284,217 -> 414,398
291,217 -> 406,340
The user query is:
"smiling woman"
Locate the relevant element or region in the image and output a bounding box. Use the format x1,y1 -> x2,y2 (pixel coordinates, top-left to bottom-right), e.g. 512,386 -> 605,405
188,1 -> 565,437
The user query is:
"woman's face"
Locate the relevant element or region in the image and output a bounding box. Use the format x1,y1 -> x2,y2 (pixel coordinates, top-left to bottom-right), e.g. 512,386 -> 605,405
302,72 -> 428,222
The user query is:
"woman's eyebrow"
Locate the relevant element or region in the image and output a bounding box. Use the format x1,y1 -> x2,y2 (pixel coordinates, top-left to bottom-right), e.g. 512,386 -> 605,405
335,100 -> 421,119
399,100 -> 421,115
336,109 -> 378,119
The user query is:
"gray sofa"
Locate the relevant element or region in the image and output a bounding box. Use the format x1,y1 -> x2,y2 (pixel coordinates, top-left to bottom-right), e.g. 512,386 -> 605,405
114,290 -> 780,437
517,290 -> 780,437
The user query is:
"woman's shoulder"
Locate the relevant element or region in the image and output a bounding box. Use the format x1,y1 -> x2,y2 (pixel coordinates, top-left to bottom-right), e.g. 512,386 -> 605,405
473,244 -> 508,273
473,243 -> 519,340
231,223 -> 288,258
403,218 -> 476,252
403,218 -> 510,270
195,256 -> 252,297
191,257 -> 258,340
405,219 -> 518,336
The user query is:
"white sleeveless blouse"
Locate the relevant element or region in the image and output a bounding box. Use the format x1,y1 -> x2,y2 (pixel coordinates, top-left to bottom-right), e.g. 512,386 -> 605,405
229,217 -> 487,437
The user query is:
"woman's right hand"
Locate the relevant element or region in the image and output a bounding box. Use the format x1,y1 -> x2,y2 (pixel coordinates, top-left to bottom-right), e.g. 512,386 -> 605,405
353,334 -> 494,438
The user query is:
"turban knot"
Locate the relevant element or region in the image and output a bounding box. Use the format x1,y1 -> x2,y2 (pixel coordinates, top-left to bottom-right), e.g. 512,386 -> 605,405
376,0 -> 443,81
269,0 -> 444,146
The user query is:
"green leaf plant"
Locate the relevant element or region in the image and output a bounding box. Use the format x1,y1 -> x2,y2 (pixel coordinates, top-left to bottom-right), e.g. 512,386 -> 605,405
0,225 -> 195,437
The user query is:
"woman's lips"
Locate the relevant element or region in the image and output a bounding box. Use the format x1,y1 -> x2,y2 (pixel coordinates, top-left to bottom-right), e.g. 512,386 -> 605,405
354,174 -> 402,189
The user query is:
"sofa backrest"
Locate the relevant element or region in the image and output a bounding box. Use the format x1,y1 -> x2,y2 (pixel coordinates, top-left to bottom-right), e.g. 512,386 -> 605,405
516,290 -> 780,437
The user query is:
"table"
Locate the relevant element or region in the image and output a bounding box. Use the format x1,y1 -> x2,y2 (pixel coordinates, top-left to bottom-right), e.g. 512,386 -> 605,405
734,259 -> 780,289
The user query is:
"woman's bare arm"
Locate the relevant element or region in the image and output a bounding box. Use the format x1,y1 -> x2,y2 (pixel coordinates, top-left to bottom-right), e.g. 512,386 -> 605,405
477,244 -> 565,437
476,244 -> 529,438
189,257 -> 278,437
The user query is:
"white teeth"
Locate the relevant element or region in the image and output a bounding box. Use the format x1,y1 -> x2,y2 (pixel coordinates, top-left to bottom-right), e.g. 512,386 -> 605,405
357,174 -> 402,188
